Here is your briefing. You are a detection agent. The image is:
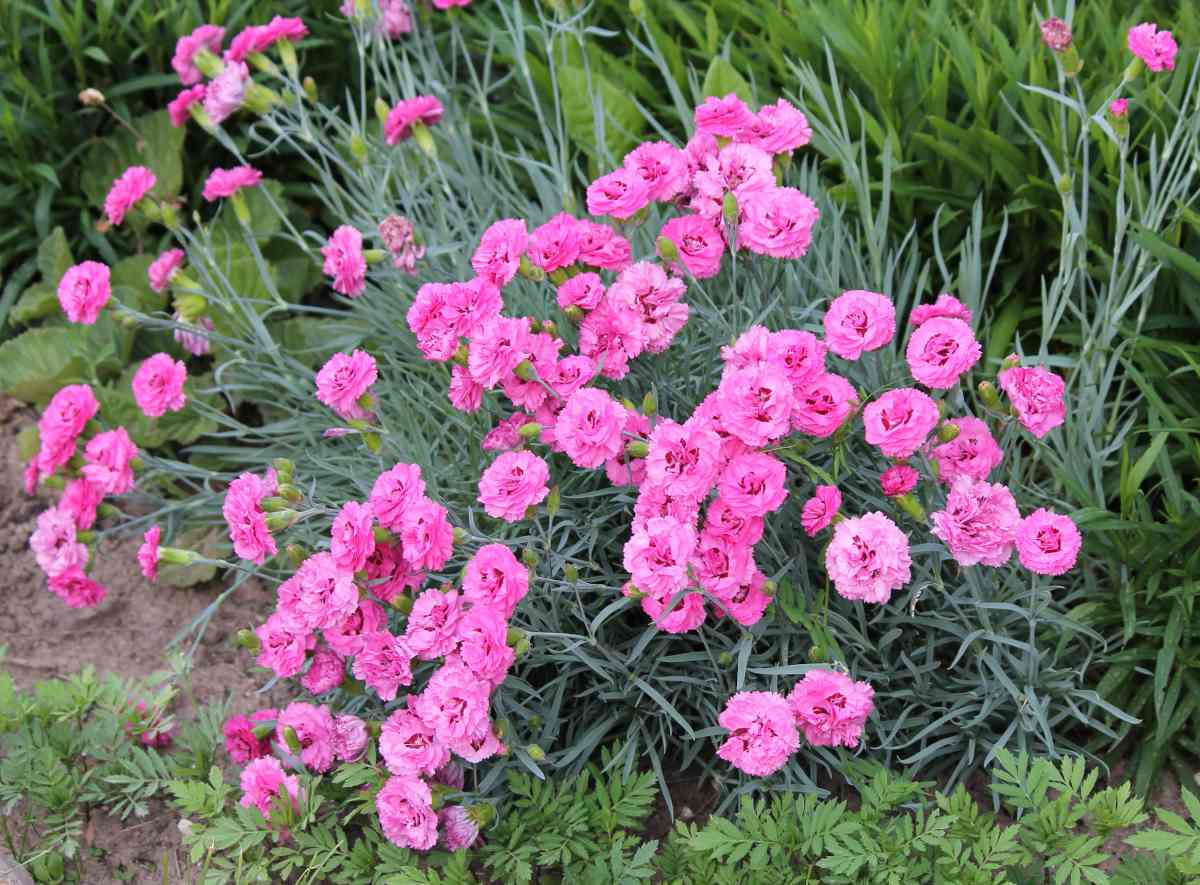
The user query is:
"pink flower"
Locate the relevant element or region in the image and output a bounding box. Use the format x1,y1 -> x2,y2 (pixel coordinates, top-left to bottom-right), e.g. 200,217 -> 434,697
378,0 -> 415,36
624,141 -> 688,201
47,566 -> 107,608
325,598 -> 387,656
738,99 -> 812,154
202,165 -> 262,202
717,452 -> 787,517
528,213 -> 582,272
148,249 -> 184,293
275,701 -> 335,772
60,479 -> 101,531
379,214 -> 425,272
739,187 -> 819,259
801,485 -> 841,537
468,316 -> 532,389
691,532 -> 751,597
587,167 -> 653,220
823,290 -> 896,360
638,586 -> 707,634
931,416 -> 1002,484
223,471 -> 277,565
997,362 -> 1065,438
769,329 -> 827,387
930,477 -> 1020,567
30,507 -> 88,578
645,419 -> 721,499
399,498 -> 454,572
1128,22 -> 1178,73
471,218 -> 527,287
880,465 -> 919,498
301,648 -> 345,694
132,353 -> 187,418
716,691 -> 799,777
330,501 -> 375,572
906,317 -> 981,389
704,497 -> 764,547
168,84 -> 206,127
578,296 -> 644,380
226,16 -> 307,61
380,707 -> 449,777
377,776 -> 438,851
1040,17 -> 1073,51
556,387 -> 626,468
407,283 -> 459,361
239,757 -> 301,821
694,93 -> 755,137
448,364 -> 484,412
282,552 -> 359,631
862,388 -> 939,458
624,515 -> 697,598
137,525 -> 161,582
825,512 -> 911,603
104,166 -> 156,226
404,588 -> 463,660
440,807 -> 481,851
36,384 -> 99,476
632,482 -> 703,534
172,24 -> 225,85
82,427 -> 137,495
788,669 -> 874,748
255,611 -> 314,678
322,225 -> 367,297
369,463 -> 426,532
910,293 -> 972,327
315,349 -> 377,420
411,661 -> 493,751
791,372 -> 857,438
683,131 -> 719,181
353,630 -> 413,701
203,60 -> 249,124
481,413 -> 527,452
462,543 -> 528,618
709,567 -> 773,627
385,96 -> 443,144
332,713 -> 369,762
577,221 -> 631,271
658,214 -> 725,279
556,272 -> 606,312
1110,98 -> 1130,118
690,143 -> 774,222
478,451 -> 550,522
605,410 -> 650,487
1016,508 -> 1082,576
57,261 -> 111,325
453,603 -> 515,686
718,364 -> 794,447
223,710 -> 275,763
442,278 -> 504,340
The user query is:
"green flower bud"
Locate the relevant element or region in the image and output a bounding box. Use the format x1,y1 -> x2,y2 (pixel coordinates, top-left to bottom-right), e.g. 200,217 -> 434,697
303,77 -> 318,104
641,392 -> 657,416
521,548 -> 539,568
656,235 -> 678,262
282,726 -> 302,754
563,305 -> 584,323
525,744 -> 546,762
518,421 -> 542,439
625,440 -> 649,459
375,97 -> 391,125
286,544 -> 306,568
392,594 -> 414,615
937,422 -> 960,442
236,629 -> 261,654
546,485 -> 560,516
563,563 -> 579,583
519,255 -> 545,282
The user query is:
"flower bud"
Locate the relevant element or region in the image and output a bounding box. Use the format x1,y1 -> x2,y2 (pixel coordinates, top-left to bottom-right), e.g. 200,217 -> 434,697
762,579 -> 777,596
277,38 -> 299,80
79,88 -> 106,107
717,651 -> 733,666
623,583 -> 645,601
548,268 -> 569,286
518,255 -> 545,282
452,527 -> 467,545
303,77 -> 318,103
521,548 -> 539,568
251,722 -> 275,740
363,432 -> 382,454
468,803 -> 496,828
411,120 -> 437,160
77,530 -> 96,544
625,440 -> 649,459
350,133 -> 369,164
1056,174 -> 1072,195
174,293 -> 208,322
97,503 -> 121,519
540,320 -> 557,337
261,496 -> 291,513
563,562 -> 578,583
641,392 -> 657,416
978,380 -> 1003,412
722,192 -> 739,226
160,203 -> 180,230
246,51 -> 277,76
364,248 -> 388,265
452,343 -> 468,365
372,525 -> 393,544
230,190 -> 252,227
518,421 -> 542,439
158,547 -> 197,566
563,305 -> 584,323
629,0 -> 646,18
192,49 -> 224,80
366,720 -> 382,739
895,493 -> 927,523
656,236 -> 678,263
524,744 -> 546,762
392,593 -> 414,615
282,726 -> 302,754
236,629 -> 261,653
936,422 -> 960,442
546,485 -> 560,516
808,644 -> 824,662
265,510 -> 298,531
272,458 -> 294,483
1000,353 -> 1020,371
374,97 -> 391,125
514,360 -> 536,382
286,544 -> 306,568
1124,57 -> 1144,82
507,628 -> 530,656
278,484 -> 304,504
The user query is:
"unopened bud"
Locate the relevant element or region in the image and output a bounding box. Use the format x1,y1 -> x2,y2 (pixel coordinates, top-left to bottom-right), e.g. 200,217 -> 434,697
548,269 -> 569,286
1056,174 -> 1072,195
192,49 -> 224,80
271,458 -> 294,482
158,547 -> 197,566
656,236 -> 678,263
79,88 -> 105,107
362,432 -> 382,454
524,744 -> 546,762
563,562 -> 578,582
265,510 -> 297,531
936,422 -> 960,442
452,343 -> 468,365
411,120 -> 437,159
641,392 -> 657,415
468,803 -> 496,827
246,51 -> 277,76
808,644 -> 824,662
373,525 -> 393,544
278,484 -> 304,504
364,249 -> 387,265
374,98 -> 391,126
350,133 -> 369,164
896,493 -> 927,523
625,440 -> 649,459
286,544 -> 306,567
230,190 -> 251,226
546,485 -> 560,516
563,305 -> 583,323
277,39 -> 299,80
160,203 -> 180,230
452,527 -> 467,544
519,255 -> 545,282
717,651 -> 733,666
762,580 -> 777,596
282,726 -> 302,754
303,77 -> 318,103
978,380 -> 1003,412
1124,56 -> 1144,82
262,496 -> 290,513
392,594 -> 414,615
629,0 -> 646,18
521,548 -> 539,568
175,293 -> 208,322
623,583 -> 645,601
77,530 -> 96,544
236,629 -> 261,654
251,722 -> 275,740
540,320 -> 557,336
722,192 -> 739,226
507,627 -> 530,656
518,421 -> 542,439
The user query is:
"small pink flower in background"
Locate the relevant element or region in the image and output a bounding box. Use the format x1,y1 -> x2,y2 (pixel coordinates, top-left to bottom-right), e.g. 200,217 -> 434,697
223,710 -> 275,763
1128,22 -> 1178,72
825,511 -> 911,603
369,463 -> 426,531
276,701 -> 335,772
36,384 -> 99,476
910,293 -> 972,327
330,500 -> 376,572
905,316 -> 981,389
224,470 -> 278,565
172,24 -> 225,85
587,167 -> 654,220
239,756 -> 301,820
254,611 -> 314,677
378,0 -> 415,37
226,16 -> 307,62
48,566 -> 108,608
174,315 -> 215,356
823,290 -> 896,360
332,713 -> 369,762
352,630 -> 413,701
791,372 -> 857,438
478,450 -> 550,522
556,387 -> 626,468
862,388 -> 939,458
440,806 -> 481,851
788,669 -> 874,748
577,221 -> 631,271
202,165 -> 263,201
1039,17 -> 1072,52
203,60 -> 249,124
997,361 -> 1066,438
801,485 -> 842,536
694,93 -> 755,138
433,0 -> 471,8
930,477 -> 1020,567
378,214 -> 425,272
148,249 -> 185,293
322,225 -> 368,297
716,691 -> 799,777
168,84 -> 206,127
82,427 -> 137,495
658,214 -> 725,279
472,218 -> 527,287
462,543 -> 529,618
739,187 -> 820,259
300,648 -> 346,694
556,272 -> 606,311
880,465 -> 918,498
528,213 -> 583,272
30,507 -> 88,578
623,515 -> 697,599
624,141 -> 688,202
315,349 -> 377,420
1017,508 -> 1082,575
57,261 -> 111,325
376,775 -> 438,850
137,525 -> 161,581
104,166 -> 156,226
385,96 -> 444,144
1110,98 -> 1130,118
132,353 -> 187,418
931,416 -> 1003,484
738,98 -> 812,154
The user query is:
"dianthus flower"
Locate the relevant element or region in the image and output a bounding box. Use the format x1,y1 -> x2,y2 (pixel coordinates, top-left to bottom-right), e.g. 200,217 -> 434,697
690,143 -> 774,223
717,452 -> 787,517
411,661 -> 494,752
930,477 -> 1020,567
691,531 -> 752,597
322,225 -> 367,297
132,353 -> 187,418
577,221 -> 631,271
82,427 -> 137,495
607,261 -> 688,354
1128,22 -> 1178,73
315,349 -> 377,420
48,566 -> 108,608
578,296 -> 644,379
823,290 -> 896,360
694,93 -> 755,137
378,214 -> 425,272
906,317 -> 981,389
59,478 -> 101,531
462,543 -> 528,618
403,587 -> 463,660
862,388 -> 939,458
453,603 -> 515,686
275,701 -> 335,772
710,567 -> 773,627
167,84 -> 206,127
737,98 -> 812,153
880,464 -> 919,498
624,140 -> 688,201
223,710 -> 275,763
30,507 -> 88,578
478,450 -> 550,522
332,713 -> 368,762
787,669 -> 874,747
623,515 -> 697,598
471,218 -> 527,287
104,166 -> 156,226
147,249 -> 184,293
1016,508 -> 1082,575
202,165 -> 262,201
385,96 -> 443,144
825,512 -> 912,603
440,806 -> 481,851
330,500 -> 375,572
704,496 -> 765,547
1040,17 -> 1072,51
930,416 -> 1003,484
997,361 -> 1066,438
376,776 -> 438,851
790,372 -> 857,438
57,261 -> 111,325
137,525 -> 161,582
639,585 -> 707,634
716,691 -> 799,777
468,316 -> 532,389
203,60 -> 249,124
586,166 -> 653,220
239,757 -> 301,823
658,214 -> 725,279
280,552 -> 359,631
399,497 -> 454,572
369,463 -> 426,531
528,213 -> 582,272
174,315 -> 214,356
739,187 -> 819,259
223,471 -> 277,565
718,363 -> 794,447
380,707 -> 448,777
254,611 -> 314,678
301,648 -> 346,694
352,630 -> 413,701
35,384 -> 99,477
555,387 -> 626,468
910,293 -> 972,327
645,419 -> 721,499
325,598 -> 387,657
172,24 -> 225,85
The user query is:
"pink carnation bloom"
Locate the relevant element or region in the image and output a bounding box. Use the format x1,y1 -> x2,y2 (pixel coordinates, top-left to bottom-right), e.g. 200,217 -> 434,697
172,24 -> 225,85
704,497 -> 765,547
823,290 -> 896,360
60,478 -> 101,531
330,500 -> 376,572
1110,98 -> 1130,118
556,272 -> 605,312
399,497 -> 453,572
862,388 -> 939,458
481,413 -> 527,453
300,648 -> 346,694
694,93 -> 755,137
787,669 -> 875,748
645,419 -> 721,499
380,707 -> 449,777
1128,22 -> 1178,73
738,98 -> 812,154
47,566 -> 107,608
226,16 -> 307,61
453,603 -> 515,686
690,143 -> 774,223
132,353 -> 187,418
710,567 -> 773,627
639,586 -> 707,634
462,543 -> 529,618
931,416 -> 1003,484
528,213 -> 582,272
36,384 -> 99,476
716,691 -> 799,777
369,463 -> 426,532
825,511 -> 912,603
997,362 -> 1066,439
683,131 -> 719,182
717,452 -> 787,517
910,293 -> 972,327
276,702 -> 335,772
352,630 -> 413,701
137,525 -> 161,582
203,60 -> 249,124
768,329 -> 827,387
719,363 -> 794,447
691,532 -> 752,597
168,84 -> 206,127
202,165 -> 262,201
790,372 -> 857,438
930,477 -> 1020,567
379,214 -> 425,272
448,364 -> 484,413
443,277 -> 503,340
880,464 -> 919,498
315,349 -> 378,420
471,218 -> 527,287
577,221 -> 631,271
377,776 -> 438,851
468,316 -> 532,389
578,296 -> 644,380
104,166 -> 156,226
739,186 -> 819,259
254,611 -> 314,678
440,807 -> 481,851
378,0 -> 415,36
407,283 -> 459,362
632,482 -> 703,535
223,471 -> 277,565
82,427 -> 137,495
801,485 -> 841,537
223,710 -> 275,763
30,507 -> 88,578
332,713 -> 369,762
325,598 -> 387,656
586,166 -> 653,220
1016,508 -> 1082,576
411,660 -> 493,752
385,96 -> 444,144
906,317 -> 981,389
624,516 -> 697,598
478,450 -> 550,522
556,386 -> 626,469
624,141 -> 688,201
57,261 -> 111,325
1040,17 -> 1072,52
403,587 -> 463,660
322,225 -> 367,297
147,249 -> 185,293
174,314 -> 214,356
658,214 -> 725,279
282,552 -> 359,631
239,757 -> 301,821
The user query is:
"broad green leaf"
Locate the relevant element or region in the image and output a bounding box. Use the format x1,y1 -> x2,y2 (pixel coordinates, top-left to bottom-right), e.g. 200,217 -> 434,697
701,56 -> 753,104
11,283 -> 61,326
36,227 -> 73,284
110,254 -> 164,315
80,110 -> 185,210
95,371 -> 218,449
557,64 -> 644,163
0,327 -> 87,404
